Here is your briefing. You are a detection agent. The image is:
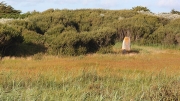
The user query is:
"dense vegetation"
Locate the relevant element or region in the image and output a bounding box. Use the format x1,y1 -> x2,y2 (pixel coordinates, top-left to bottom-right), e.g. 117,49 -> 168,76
0,3 -> 180,57
171,9 -> 180,15
0,1 -> 20,18
0,1 -> 31,18
1,3 -> 180,100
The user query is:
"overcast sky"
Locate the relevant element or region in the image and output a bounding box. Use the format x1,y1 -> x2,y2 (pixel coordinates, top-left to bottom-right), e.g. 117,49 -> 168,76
5,0 -> 180,13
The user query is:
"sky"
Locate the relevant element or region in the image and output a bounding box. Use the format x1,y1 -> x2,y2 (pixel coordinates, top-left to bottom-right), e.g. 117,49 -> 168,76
4,0 -> 180,13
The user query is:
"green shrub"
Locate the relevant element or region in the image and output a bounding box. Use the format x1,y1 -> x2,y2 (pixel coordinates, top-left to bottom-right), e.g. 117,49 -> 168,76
151,18 -> 180,46
117,14 -> 168,45
22,30 -> 45,44
45,24 -> 65,36
97,46 -> 113,54
132,6 -> 150,12
2,7 -> 179,56
0,24 -> 23,56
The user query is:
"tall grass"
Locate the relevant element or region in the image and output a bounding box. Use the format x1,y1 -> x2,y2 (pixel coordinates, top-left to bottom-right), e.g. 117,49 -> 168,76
0,67 -> 180,100
0,45 -> 180,100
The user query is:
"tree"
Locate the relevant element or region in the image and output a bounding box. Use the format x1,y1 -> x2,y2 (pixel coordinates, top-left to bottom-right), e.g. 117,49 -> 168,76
0,1 -> 21,13
171,9 -> 180,15
0,1 -> 21,18
132,6 -> 150,12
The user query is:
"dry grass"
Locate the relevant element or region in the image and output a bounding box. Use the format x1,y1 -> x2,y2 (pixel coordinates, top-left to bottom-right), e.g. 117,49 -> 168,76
1,50 -> 180,76
0,45 -> 180,100
1,45 -> 180,82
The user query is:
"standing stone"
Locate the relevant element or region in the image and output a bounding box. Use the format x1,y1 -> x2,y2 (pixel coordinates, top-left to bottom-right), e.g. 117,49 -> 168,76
122,37 -> 130,54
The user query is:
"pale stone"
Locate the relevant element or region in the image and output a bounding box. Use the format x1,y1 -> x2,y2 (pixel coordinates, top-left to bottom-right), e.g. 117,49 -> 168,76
122,37 -> 131,51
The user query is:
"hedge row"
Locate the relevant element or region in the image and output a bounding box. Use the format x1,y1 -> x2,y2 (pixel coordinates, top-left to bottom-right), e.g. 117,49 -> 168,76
1,8 -> 180,56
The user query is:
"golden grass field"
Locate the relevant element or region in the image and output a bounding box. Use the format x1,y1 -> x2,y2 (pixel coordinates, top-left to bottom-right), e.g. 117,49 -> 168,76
0,44 -> 180,100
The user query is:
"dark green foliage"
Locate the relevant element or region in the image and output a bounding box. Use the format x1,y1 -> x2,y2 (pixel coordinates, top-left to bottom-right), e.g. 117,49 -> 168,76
4,20 -> 46,56
0,2 -> 36,19
132,6 -> 150,12
0,24 -> 23,57
19,9 -> 126,55
150,18 -> 180,46
44,26 -> 116,55
0,24 -> 22,46
22,30 -> 45,44
8,20 -> 36,32
1,2 -> 180,56
4,43 -> 46,57
0,1 -> 21,14
45,24 -> 65,36
0,1 -> 21,18
116,14 -> 169,45
171,9 -> 180,15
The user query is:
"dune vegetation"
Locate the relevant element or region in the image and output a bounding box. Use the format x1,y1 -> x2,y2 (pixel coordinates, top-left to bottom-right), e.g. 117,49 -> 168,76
1,44 -> 180,100
1,2 -> 180,100
1,2 -> 180,57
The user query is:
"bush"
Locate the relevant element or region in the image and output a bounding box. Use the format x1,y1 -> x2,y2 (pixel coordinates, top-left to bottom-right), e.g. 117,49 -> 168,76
22,30 -> 45,44
45,24 -> 65,36
132,6 -> 150,12
0,24 -> 23,56
151,18 -> 180,46
117,14 -> 168,45
3,7 -> 180,56
97,46 -> 113,54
